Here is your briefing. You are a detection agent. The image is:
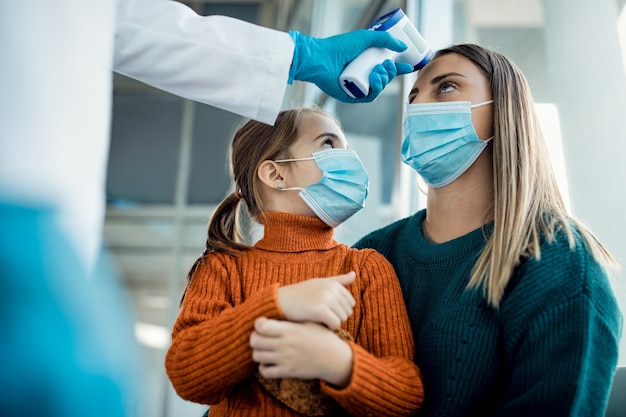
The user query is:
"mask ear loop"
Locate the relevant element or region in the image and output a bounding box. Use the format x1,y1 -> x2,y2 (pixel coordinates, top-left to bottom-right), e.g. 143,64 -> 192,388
416,175 -> 429,197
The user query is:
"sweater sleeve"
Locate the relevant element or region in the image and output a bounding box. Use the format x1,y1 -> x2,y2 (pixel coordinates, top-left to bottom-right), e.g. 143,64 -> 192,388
496,236 -> 623,416
165,255 -> 283,405
322,250 -> 424,416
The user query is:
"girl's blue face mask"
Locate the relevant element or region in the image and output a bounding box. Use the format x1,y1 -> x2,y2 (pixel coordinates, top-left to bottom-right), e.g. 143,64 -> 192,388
274,148 -> 369,228
401,100 -> 493,188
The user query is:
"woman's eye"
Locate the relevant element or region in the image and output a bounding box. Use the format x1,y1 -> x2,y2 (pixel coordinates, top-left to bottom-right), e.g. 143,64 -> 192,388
322,139 -> 333,148
439,82 -> 455,93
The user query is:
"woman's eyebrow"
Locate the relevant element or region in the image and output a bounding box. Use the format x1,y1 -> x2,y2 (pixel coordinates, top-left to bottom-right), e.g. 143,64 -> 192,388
408,72 -> 467,99
430,72 -> 466,84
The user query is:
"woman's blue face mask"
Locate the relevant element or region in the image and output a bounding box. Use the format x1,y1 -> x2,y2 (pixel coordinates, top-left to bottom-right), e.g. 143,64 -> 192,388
401,100 -> 493,188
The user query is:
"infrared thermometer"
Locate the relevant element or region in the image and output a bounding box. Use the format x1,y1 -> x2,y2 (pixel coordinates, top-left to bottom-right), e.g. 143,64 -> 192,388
340,8 -> 433,99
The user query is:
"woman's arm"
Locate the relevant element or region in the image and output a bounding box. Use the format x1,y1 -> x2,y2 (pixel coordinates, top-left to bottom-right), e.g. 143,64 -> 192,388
497,237 -> 622,416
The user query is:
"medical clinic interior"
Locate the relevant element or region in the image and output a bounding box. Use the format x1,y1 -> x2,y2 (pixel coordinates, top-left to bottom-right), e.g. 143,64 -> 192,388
102,0 -> 626,416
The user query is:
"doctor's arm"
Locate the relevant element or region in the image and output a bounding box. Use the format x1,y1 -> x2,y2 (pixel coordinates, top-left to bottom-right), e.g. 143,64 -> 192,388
114,0 -> 411,125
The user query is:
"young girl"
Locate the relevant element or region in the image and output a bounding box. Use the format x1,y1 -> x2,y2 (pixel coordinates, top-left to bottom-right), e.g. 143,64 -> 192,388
165,107 -> 424,416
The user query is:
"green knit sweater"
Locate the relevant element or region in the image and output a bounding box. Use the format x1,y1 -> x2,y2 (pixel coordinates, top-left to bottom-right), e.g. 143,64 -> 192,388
354,209 -> 622,417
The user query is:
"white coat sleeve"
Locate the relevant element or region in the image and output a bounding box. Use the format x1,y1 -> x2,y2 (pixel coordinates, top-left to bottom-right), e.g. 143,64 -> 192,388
114,0 -> 295,125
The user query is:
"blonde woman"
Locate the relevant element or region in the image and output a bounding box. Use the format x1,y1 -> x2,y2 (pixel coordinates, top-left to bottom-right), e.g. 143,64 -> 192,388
352,44 -> 623,416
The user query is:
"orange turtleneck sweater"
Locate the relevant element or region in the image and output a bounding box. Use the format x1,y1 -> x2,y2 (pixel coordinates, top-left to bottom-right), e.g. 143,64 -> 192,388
165,212 -> 424,416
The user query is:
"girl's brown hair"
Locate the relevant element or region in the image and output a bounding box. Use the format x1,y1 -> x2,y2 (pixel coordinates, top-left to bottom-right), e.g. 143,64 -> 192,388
183,107 -> 337,296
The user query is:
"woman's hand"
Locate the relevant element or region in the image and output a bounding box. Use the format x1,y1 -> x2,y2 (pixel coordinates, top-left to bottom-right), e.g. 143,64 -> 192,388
276,272 -> 356,330
250,317 -> 353,388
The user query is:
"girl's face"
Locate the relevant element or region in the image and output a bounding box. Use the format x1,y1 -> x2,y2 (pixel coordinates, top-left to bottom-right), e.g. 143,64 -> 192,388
285,112 -> 348,188
409,53 -> 494,140
275,112 -> 347,218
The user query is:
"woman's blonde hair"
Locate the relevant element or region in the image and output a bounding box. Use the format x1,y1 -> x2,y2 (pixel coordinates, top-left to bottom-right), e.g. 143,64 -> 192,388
436,44 -> 618,307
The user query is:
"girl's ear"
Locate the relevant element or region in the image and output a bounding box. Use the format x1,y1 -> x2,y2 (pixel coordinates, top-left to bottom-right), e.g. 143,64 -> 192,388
257,160 -> 284,189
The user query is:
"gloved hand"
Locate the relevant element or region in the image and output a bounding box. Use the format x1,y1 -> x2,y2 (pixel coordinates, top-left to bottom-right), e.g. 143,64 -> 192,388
289,29 -> 415,103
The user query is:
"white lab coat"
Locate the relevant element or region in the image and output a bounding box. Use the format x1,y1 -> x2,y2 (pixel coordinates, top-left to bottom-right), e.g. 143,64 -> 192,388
0,0 -> 294,271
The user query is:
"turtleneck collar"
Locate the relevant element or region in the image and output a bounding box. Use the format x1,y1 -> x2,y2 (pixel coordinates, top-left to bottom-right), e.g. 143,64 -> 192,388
255,212 -> 338,253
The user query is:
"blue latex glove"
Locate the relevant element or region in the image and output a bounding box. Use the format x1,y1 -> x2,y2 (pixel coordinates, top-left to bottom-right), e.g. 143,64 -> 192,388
289,29 -> 415,103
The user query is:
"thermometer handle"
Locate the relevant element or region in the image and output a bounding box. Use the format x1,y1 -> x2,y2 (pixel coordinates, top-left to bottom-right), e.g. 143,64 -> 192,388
338,8 -> 432,100
340,48 -> 397,100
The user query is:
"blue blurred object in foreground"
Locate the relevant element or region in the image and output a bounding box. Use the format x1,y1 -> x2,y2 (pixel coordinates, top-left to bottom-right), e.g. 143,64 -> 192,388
0,201 -> 138,416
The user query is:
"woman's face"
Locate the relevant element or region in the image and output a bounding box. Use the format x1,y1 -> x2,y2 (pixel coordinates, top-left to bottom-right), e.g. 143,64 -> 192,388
409,53 -> 494,140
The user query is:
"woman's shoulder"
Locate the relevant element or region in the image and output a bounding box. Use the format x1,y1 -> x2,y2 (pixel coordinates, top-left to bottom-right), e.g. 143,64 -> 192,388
500,223 -> 622,357
530,223 -> 603,279
504,223 -> 615,313
353,210 -> 423,250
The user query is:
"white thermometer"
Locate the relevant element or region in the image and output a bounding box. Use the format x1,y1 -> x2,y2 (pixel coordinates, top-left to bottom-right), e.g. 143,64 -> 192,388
340,8 -> 433,99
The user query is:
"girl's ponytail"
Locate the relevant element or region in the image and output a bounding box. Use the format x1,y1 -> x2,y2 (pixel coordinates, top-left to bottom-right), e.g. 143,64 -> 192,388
206,191 -> 250,256
181,191 -> 250,304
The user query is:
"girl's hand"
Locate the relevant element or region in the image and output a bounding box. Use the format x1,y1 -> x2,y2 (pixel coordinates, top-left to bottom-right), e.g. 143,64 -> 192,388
276,272 -> 356,330
250,317 -> 353,388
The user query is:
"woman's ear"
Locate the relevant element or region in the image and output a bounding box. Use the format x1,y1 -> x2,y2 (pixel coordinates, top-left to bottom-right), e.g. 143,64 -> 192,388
257,160 -> 284,189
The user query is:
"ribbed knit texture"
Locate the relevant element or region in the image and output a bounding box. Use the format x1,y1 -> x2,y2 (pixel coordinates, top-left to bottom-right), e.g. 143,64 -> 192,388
354,209 -> 623,417
165,212 -> 424,416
